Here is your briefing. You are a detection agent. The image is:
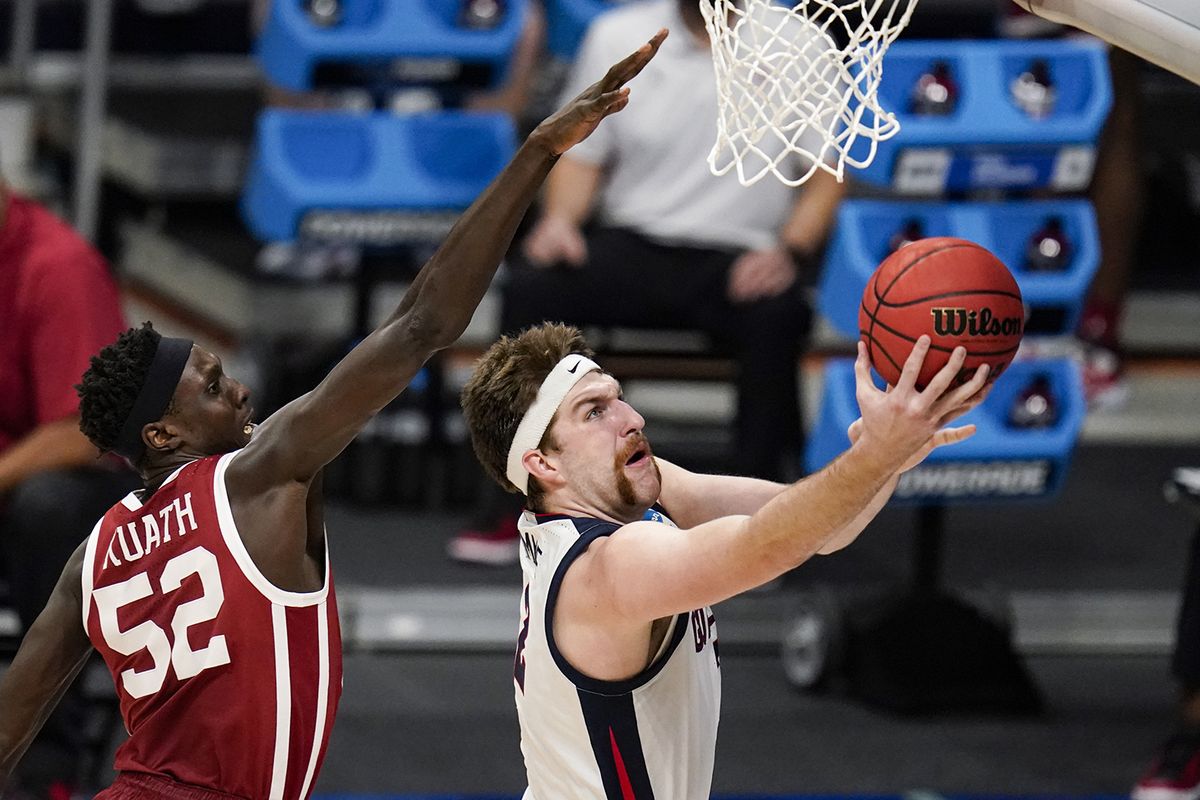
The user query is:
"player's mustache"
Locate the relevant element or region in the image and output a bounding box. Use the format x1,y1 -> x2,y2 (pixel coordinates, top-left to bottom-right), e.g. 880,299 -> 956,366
615,433 -> 653,467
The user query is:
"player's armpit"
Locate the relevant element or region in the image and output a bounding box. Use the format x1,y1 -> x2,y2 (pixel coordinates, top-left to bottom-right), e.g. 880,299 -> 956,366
0,543 -> 94,789
655,457 -> 787,528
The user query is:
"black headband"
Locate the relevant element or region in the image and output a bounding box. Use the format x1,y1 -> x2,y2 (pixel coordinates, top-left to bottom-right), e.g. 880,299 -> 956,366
113,336 -> 194,461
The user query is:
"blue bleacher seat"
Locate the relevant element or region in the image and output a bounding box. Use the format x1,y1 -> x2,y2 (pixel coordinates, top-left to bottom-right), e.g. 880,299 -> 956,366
855,38 -> 1112,192
818,199 -> 1101,338
241,108 -> 518,243
256,0 -> 530,92
805,357 -> 1086,503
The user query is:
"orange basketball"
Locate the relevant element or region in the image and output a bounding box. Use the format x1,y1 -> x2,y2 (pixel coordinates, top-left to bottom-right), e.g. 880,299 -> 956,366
858,237 -> 1024,389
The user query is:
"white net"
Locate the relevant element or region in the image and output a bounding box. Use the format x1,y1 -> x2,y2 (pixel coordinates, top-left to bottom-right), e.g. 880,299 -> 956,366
700,0 -> 920,187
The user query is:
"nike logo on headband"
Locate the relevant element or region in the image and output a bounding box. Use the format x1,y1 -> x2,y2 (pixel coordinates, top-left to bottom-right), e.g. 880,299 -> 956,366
567,359 -> 582,374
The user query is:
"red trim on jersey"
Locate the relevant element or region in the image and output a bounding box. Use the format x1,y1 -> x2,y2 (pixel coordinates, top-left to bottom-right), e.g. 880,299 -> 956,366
609,728 -> 637,800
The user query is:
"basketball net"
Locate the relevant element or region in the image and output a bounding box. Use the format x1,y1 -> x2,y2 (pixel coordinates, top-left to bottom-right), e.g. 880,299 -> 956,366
700,0 -> 919,187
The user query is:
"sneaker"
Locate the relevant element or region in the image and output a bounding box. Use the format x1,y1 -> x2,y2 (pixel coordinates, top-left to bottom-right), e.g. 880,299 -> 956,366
1081,342 -> 1130,410
1077,299 -> 1130,410
46,782 -> 74,800
1134,727 -> 1200,800
0,779 -> 76,800
447,516 -> 520,566
1165,468 -> 1200,521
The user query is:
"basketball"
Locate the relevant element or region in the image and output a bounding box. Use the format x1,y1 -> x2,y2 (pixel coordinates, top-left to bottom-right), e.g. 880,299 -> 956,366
858,237 -> 1025,389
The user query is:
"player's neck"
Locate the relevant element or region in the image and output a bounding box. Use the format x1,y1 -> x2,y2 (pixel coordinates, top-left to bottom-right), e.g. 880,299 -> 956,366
0,182 -> 10,230
140,453 -> 202,494
541,493 -> 647,526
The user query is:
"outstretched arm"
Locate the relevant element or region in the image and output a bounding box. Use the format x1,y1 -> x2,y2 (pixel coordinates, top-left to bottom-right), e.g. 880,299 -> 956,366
0,543 -> 93,793
814,414 -> 982,554
559,340 -> 990,628
231,30 -> 668,493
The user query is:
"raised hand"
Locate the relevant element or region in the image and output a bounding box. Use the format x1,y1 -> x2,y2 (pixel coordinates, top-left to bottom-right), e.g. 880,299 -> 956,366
852,335 -> 991,474
529,28 -> 668,157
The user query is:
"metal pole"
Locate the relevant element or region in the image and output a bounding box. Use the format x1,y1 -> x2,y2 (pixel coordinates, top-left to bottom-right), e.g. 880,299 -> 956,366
74,0 -> 115,241
9,0 -> 37,85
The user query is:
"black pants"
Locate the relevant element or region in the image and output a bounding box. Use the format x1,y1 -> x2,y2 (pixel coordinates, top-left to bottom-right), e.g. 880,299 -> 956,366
1,466 -> 139,791
502,226 -> 812,481
1175,527 -> 1200,693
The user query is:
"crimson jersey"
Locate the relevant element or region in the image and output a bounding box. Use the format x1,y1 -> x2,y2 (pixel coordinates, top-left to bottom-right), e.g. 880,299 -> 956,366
81,451 -> 342,800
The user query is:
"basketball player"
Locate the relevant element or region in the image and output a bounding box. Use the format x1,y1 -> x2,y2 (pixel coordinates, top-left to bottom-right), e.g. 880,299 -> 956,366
0,30 -> 667,800
460,323 -> 991,799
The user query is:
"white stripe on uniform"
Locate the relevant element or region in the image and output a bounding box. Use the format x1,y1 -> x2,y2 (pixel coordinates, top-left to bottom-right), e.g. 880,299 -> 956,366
269,604 -> 292,800
297,601 -> 330,800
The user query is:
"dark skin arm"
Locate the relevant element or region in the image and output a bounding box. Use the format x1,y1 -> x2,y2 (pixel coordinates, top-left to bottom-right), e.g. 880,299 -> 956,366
223,31 -> 667,590
0,542 -> 93,793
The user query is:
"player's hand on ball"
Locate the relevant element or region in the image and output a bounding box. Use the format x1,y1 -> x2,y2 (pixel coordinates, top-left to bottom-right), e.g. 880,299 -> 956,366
853,335 -> 990,473
848,416 -> 979,473
529,28 -> 667,157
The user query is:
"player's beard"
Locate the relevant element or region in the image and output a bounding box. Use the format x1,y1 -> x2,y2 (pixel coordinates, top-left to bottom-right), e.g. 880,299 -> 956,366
614,433 -> 659,508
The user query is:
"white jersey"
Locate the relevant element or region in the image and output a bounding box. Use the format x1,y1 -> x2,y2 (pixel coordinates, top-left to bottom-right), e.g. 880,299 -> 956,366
514,508 -> 722,800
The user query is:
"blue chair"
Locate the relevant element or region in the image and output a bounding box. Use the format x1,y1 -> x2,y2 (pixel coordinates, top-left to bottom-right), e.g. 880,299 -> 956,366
817,198 -> 1101,338
854,39 -> 1112,192
256,0 -> 530,92
241,108 -> 517,244
805,357 -> 1086,504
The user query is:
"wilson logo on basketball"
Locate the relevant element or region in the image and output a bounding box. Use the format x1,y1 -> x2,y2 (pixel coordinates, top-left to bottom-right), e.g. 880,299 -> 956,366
930,307 -> 1022,338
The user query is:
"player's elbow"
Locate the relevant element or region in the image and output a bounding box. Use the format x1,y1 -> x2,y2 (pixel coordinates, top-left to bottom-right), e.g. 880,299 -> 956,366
816,526 -> 859,556
400,308 -> 462,352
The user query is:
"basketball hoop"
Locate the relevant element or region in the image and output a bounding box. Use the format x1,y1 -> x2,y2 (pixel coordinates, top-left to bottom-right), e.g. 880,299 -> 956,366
700,0 -> 920,187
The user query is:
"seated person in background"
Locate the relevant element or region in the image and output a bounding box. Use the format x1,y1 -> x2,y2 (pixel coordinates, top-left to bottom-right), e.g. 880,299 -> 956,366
450,0 -> 846,565
0,173 -> 136,797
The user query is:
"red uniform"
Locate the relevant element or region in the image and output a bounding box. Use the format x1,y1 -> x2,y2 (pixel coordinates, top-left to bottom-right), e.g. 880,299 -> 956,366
81,452 -> 342,800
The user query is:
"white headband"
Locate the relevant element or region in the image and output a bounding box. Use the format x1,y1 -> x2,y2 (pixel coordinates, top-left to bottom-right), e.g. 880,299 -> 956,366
506,354 -> 601,494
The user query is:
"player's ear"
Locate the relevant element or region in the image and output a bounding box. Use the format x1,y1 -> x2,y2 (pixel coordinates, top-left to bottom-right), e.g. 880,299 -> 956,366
523,449 -> 564,490
143,419 -> 184,456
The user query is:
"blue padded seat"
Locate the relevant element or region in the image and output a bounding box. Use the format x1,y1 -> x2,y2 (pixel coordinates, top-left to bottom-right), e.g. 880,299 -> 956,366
818,199 -> 1101,338
242,108 -> 517,243
257,0 -> 530,91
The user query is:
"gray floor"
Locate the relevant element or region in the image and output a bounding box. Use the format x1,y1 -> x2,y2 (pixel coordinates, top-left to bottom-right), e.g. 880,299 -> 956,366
313,651 -> 1173,796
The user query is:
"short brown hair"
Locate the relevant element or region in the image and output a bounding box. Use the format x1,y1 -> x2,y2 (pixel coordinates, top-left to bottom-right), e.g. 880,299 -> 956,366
461,323 -> 595,510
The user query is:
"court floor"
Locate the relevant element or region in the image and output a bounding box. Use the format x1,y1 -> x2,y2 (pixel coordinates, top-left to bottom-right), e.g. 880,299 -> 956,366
303,650 -> 1170,796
